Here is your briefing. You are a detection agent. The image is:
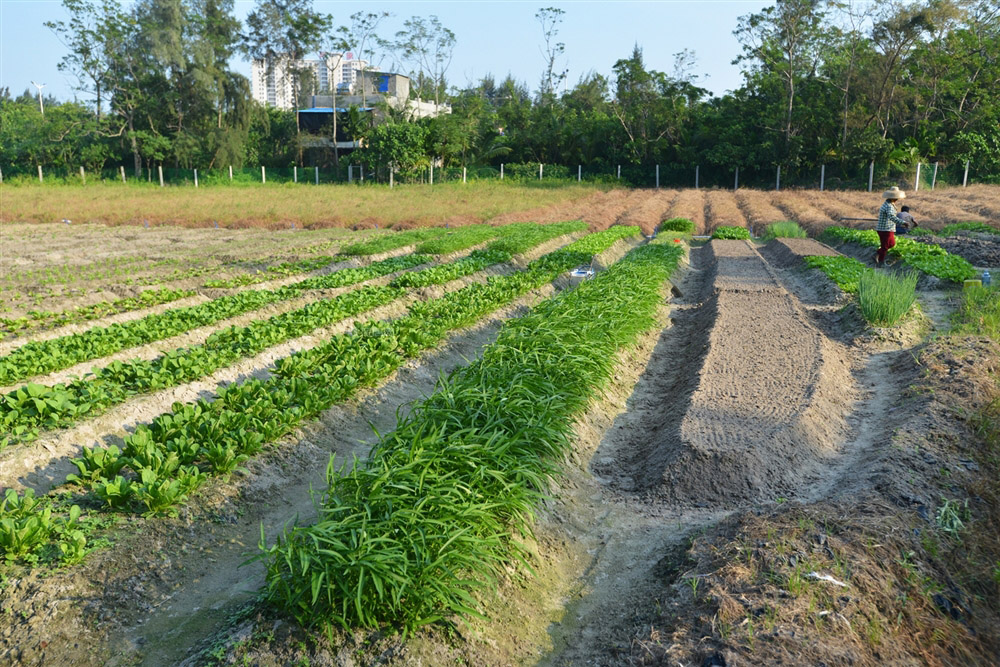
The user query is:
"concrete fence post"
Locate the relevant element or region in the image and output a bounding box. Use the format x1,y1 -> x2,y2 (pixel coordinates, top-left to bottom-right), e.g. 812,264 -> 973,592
463,166 -> 467,183
617,164 -> 621,180
868,161 -> 874,192
80,166 -> 86,184
931,161 -> 938,189
820,164 -> 825,191
0,166 -> 3,183
656,164 -> 660,189
159,165 -> 164,187
38,165 -> 43,183
262,166 -> 266,184
539,163 -> 543,180
776,165 -> 781,191
963,160 -> 970,187
348,165 -> 353,183
229,165 -> 233,181
194,169 -> 199,188
390,168 -> 394,188
734,166 -> 739,191
429,163 -> 433,185
578,165 -> 581,182
914,162 -> 921,191
500,163 -> 504,180
120,166 -> 126,183
315,166 -> 319,185
694,165 -> 699,189
293,166 -> 297,183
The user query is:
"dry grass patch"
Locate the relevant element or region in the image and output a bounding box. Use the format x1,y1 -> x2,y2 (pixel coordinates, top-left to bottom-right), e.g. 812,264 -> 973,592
769,192 -> 836,235
0,182 -> 600,229
703,190 -> 746,234
666,189 -> 707,234
735,190 -> 789,233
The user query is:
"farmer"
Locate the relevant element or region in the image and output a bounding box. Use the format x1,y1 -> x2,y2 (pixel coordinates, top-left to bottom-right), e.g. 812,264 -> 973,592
876,186 -> 907,265
896,205 -> 918,235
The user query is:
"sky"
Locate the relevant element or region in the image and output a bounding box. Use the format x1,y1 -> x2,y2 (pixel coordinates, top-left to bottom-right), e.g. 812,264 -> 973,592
0,0 -> 774,105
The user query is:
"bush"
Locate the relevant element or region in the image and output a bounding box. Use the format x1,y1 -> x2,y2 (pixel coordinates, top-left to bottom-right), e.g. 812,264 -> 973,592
712,225 -> 751,240
857,269 -> 917,327
762,221 -> 808,241
660,217 -> 695,234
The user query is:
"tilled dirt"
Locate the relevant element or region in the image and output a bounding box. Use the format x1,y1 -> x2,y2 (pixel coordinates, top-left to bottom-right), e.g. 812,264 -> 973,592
615,189 -> 676,234
922,233 -> 1000,268
758,237 -> 840,268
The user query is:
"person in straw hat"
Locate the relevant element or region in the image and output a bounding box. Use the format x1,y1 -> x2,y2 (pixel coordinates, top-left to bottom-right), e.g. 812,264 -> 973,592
875,186 -> 907,266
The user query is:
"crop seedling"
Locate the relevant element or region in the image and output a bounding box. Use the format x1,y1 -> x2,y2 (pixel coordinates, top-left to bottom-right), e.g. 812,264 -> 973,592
857,269 -> 917,327
762,221 -> 807,240
712,226 -> 751,240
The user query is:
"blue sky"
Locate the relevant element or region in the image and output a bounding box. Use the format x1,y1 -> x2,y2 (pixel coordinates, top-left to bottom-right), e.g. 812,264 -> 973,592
1,0 -> 773,104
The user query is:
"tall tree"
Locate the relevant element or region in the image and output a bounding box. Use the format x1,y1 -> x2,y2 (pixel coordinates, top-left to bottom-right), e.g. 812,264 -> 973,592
394,15 -> 456,107
536,7 -> 567,100
333,11 -> 390,108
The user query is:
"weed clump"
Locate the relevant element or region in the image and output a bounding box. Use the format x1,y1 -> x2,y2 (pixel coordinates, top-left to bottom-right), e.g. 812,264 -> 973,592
762,221 -> 808,241
660,217 -> 695,234
857,268 -> 917,327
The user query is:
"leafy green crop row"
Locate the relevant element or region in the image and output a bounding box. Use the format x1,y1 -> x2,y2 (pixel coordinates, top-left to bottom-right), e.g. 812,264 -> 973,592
0,288 -> 195,339
0,255 -> 430,387
413,224 -> 501,255
486,220 -> 587,255
256,241 -> 684,632
340,228 -> 449,256
0,228 -> 640,565
939,222 -> 999,237
803,255 -> 866,293
390,249 -> 511,288
712,225 -> 751,240
204,256 -> 341,289
820,227 -> 977,283
0,286 -> 405,446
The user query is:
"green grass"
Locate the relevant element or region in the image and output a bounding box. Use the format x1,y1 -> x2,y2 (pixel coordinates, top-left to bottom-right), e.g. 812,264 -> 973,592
952,285 -> 1000,339
857,269 -> 918,327
762,221 -> 808,241
660,217 -> 695,234
803,255 -> 866,293
712,225 -> 751,240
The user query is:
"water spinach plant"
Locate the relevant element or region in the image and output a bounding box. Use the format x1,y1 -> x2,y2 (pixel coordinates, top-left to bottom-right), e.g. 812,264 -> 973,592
820,227 -> 976,283
255,241 -> 683,633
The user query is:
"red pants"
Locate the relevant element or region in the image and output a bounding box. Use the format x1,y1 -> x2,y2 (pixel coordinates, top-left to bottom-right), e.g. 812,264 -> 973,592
877,230 -> 896,264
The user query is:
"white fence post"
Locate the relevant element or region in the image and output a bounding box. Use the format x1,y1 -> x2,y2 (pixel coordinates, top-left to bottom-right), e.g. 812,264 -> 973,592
390,168 -> 394,188
429,163 -> 433,185
776,165 -> 781,191
463,166 -> 467,183
80,166 -> 86,184
194,169 -> 199,188
0,166 -> 3,183
500,163 -> 504,180
820,164 -> 825,191
293,166 -> 297,183
734,166 -> 739,191
578,165 -> 581,182
617,164 -> 621,180
963,160 -> 970,187
159,165 -> 164,187
868,161 -> 874,192
38,165 -> 43,183
914,162 -> 921,191
315,166 -> 319,185
229,165 -> 233,181
261,166 -> 266,183
120,166 -> 126,183
931,161 -> 938,189
539,163 -> 543,180
656,164 -> 660,189
694,165 -> 699,189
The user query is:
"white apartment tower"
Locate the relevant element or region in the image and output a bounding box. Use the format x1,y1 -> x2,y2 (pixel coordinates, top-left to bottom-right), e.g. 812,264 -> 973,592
251,52 -> 369,109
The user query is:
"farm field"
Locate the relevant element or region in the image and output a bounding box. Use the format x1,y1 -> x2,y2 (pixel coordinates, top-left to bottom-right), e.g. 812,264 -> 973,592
0,185 -> 999,665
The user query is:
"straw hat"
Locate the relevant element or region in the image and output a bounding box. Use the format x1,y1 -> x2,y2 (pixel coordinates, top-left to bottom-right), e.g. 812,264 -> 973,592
882,186 -> 906,200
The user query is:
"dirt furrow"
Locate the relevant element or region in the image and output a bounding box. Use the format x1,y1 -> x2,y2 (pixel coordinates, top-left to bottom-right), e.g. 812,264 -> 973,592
615,190 -> 676,234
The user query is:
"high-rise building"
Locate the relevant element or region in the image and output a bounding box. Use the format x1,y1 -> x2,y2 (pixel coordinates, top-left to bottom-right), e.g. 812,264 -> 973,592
251,53 -> 369,109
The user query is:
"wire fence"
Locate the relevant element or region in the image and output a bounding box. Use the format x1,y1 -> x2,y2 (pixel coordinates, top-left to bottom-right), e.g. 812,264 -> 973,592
0,159 -> 989,190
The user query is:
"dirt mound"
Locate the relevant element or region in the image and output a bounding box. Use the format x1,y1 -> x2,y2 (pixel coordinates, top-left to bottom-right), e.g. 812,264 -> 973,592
759,237 -> 840,268
631,240 -> 855,506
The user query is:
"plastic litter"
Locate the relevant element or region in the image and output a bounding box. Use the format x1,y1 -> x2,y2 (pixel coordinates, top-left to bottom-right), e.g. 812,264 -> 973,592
807,572 -> 848,588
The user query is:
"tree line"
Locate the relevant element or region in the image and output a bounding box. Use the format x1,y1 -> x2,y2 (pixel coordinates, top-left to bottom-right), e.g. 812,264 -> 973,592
2,0 -> 998,187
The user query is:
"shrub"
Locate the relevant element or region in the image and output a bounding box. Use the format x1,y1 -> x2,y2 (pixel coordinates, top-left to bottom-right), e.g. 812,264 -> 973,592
712,225 -> 751,240
762,221 -> 808,241
660,217 -> 695,234
857,269 -> 917,327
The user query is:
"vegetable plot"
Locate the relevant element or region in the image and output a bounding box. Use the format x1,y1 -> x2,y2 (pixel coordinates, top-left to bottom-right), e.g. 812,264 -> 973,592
0,255 -> 431,387
820,227 -> 976,283
0,227 -> 641,565
256,241 -> 684,632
